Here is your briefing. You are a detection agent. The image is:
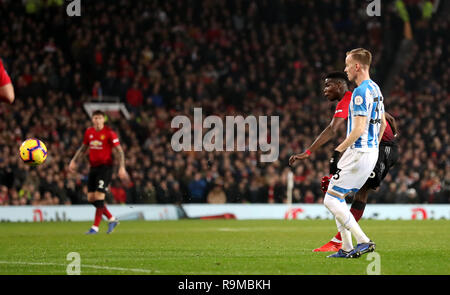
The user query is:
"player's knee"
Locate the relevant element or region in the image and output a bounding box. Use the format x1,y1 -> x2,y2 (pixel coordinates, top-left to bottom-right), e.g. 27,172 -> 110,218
324,193 -> 347,217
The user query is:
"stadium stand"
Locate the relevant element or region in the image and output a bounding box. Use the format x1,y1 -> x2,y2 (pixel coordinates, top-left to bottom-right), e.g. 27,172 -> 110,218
0,0 -> 448,205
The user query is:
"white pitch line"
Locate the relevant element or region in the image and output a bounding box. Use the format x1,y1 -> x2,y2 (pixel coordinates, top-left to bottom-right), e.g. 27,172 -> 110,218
0,260 -> 158,274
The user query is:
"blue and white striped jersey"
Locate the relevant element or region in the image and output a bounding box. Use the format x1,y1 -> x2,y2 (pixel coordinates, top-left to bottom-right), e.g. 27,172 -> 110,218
347,79 -> 385,151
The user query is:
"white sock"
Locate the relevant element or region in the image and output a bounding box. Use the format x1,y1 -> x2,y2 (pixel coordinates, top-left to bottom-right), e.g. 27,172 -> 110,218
91,226 -> 99,232
109,216 -> 116,222
331,237 -> 342,243
324,194 -> 370,244
335,217 -> 353,251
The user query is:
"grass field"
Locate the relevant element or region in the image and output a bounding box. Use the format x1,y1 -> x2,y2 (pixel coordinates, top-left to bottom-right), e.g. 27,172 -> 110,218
0,219 -> 449,275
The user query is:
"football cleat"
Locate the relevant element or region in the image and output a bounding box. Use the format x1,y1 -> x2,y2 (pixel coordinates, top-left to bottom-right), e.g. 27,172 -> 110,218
327,249 -> 351,258
107,220 -> 119,234
313,241 -> 342,252
346,241 -> 376,258
85,228 -> 98,235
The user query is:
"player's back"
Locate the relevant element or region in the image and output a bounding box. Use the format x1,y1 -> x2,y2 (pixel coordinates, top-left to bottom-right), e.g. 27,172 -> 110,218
347,79 -> 384,151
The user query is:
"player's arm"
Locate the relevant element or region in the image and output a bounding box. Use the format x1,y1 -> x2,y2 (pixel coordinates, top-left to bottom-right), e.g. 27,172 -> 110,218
323,115 -> 366,189
0,61 -> 14,104
68,144 -> 88,173
112,135 -> 130,183
309,116 -> 346,153
0,83 -> 14,104
385,112 -> 398,136
113,144 -> 126,171
378,112 -> 386,143
335,115 -> 366,153
329,115 -> 366,175
289,117 -> 346,166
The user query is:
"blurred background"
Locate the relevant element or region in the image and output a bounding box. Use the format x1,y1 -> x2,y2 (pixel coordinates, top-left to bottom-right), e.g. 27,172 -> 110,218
0,0 -> 448,207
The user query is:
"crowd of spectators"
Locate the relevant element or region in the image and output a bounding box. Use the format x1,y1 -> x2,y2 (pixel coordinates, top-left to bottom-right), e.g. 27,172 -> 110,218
0,0 -> 448,206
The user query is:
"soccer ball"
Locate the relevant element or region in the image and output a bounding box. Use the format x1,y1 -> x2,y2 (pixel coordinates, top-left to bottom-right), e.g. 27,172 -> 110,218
19,139 -> 48,166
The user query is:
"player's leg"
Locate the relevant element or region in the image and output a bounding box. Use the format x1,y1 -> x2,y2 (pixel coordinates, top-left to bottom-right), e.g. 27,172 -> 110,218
324,193 -> 370,244
94,191 -> 116,222
91,195 -> 105,233
325,150 -> 371,244
323,149 -> 377,258
335,217 -> 353,252
101,184 -> 115,221
326,216 -> 353,258
86,166 -> 117,234
313,174 -> 345,252
324,192 -> 375,258
86,168 -> 101,234
351,182 -> 369,219
313,150 -> 355,252
314,154 -> 375,252
349,142 -> 398,221
102,195 -> 115,221
95,166 -> 119,234
318,186 -> 368,251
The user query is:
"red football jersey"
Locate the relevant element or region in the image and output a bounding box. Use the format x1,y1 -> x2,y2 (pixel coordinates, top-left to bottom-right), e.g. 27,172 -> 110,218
335,91 -> 393,143
83,126 -> 120,167
0,59 -> 12,87
333,91 -> 352,119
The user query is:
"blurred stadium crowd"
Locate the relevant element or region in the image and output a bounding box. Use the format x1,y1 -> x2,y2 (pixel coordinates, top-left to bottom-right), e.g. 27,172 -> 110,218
0,0 -> 448,206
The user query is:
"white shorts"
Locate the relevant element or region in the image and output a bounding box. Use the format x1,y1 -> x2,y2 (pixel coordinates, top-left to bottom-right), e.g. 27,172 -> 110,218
327,148 -> 378,202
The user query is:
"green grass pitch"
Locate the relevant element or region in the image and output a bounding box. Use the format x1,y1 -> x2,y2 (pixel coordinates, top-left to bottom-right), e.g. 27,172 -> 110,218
0,219 -> 449,275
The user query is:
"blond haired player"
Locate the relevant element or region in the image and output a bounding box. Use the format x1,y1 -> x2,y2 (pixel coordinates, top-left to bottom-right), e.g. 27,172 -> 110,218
324,48 -> 386,258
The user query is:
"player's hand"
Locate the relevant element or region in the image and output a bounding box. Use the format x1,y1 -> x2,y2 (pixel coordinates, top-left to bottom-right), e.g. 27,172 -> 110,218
68,160 -> 77,173
329,150 -> 341,175
289,152 -> 309,166
118,166 -> 131,184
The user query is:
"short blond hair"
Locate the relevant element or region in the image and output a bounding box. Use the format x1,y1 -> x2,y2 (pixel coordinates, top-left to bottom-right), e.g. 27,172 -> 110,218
346,48 -> 372,67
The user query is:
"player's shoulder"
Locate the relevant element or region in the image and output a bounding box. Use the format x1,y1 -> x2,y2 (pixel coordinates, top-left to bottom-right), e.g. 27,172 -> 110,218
104,125 -> 119,136
341,91 -> 352,103
85,126 -> 95,133
102,125 -> 112,131
353,80 -> 371,92
336,91 -> 352,108
333,91 -> 352,118
352,80 -> 372,99
103,125 -> 116,132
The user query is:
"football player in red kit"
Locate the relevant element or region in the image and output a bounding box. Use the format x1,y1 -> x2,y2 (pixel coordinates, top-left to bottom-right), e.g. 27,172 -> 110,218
0,58 -> 14,104
289,72 -> 398,252
69,110 -> 130,234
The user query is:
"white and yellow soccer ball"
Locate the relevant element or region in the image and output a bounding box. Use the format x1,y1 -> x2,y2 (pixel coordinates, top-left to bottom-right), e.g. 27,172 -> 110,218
19,138 -> 48,166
